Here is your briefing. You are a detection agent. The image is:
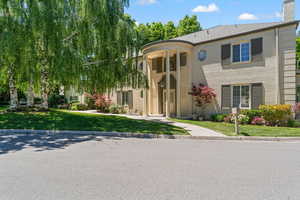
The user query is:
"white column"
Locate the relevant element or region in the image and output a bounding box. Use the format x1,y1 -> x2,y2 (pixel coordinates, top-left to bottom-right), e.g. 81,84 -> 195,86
176,50 -> 181,118
166,51 -> 170,118
147,59 -> 151,115
143,57 -> 148,116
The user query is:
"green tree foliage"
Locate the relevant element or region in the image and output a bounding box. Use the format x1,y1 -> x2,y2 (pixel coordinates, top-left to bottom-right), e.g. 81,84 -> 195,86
148,22 -> 165,42
296,37 -> 300,68
137,15 -> 202,46
0,0 -> 144,109
177,15 -> 202,36
136,23 -> 151,46
0,1 -> 28,108
164,21 -> 178,40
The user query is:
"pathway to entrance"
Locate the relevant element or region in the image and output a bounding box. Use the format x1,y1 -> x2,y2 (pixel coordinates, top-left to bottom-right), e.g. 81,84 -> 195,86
74,110 -> 225,137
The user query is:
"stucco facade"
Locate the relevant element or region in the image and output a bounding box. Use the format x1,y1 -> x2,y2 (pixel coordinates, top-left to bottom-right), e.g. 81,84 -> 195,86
108,21 -> 299,118
69,1 -> 299,118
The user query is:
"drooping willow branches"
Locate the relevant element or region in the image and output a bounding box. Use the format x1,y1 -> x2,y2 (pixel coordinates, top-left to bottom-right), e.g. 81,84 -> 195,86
0,0 -> 144,109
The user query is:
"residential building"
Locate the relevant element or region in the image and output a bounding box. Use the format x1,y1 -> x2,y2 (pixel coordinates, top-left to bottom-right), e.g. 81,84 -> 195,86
77,0 -> 300,118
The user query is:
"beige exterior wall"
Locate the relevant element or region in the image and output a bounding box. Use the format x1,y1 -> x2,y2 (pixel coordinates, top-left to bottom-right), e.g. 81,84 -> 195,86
65,87 -> 85,104
147,54 -> 192,117
109,24 -> 298,117
109,87 -> 144,115
190,24 -> 297,115
109,58 -> 144,115
278,25 -> 297,104
68,24 -> 298,117
192,29 -> 277,114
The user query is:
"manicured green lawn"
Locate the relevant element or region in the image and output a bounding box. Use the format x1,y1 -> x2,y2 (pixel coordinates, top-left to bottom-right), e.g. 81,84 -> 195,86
0,105 -> 8,112
0,109 -> 187,135
172,119 -> 300,137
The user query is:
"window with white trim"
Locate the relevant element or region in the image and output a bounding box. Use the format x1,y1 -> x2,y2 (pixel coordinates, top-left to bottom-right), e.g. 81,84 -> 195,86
232,42 -> 250,63
232,85 -> 250,108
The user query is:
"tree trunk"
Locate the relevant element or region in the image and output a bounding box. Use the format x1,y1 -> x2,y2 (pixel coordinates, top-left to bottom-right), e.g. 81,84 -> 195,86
41,66 -> 49,110
8,65 -> 18,110
27,76 -> 34,107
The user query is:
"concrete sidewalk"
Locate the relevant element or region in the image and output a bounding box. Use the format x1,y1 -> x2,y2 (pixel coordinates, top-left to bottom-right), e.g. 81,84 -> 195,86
73,110 -> 225,137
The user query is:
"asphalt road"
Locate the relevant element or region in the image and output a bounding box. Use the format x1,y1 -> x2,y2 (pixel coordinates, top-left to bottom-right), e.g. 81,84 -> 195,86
1,133 -> 300,200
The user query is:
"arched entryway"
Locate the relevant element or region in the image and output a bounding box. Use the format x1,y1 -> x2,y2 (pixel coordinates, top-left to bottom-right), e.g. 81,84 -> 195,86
142,42 -> 193,117
158,74 -> 177,116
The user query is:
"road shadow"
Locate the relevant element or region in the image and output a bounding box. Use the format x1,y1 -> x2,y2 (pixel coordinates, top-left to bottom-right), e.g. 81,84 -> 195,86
0,133 -> 123,155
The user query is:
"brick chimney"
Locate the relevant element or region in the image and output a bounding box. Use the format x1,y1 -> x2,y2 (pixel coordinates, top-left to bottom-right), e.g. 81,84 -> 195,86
283,0 -> 295,22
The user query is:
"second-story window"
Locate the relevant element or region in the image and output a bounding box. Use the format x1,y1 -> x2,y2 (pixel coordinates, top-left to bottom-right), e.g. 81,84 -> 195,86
232,42 -> 250,63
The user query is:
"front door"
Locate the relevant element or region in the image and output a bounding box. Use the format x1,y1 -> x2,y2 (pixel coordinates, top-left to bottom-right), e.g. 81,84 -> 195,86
162,90 -> 176,116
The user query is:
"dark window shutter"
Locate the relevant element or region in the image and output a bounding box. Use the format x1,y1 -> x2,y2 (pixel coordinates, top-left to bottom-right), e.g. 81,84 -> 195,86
170,75 -> 176,89
139,62 -> 143,71
251,83 -> 263,109
122,92 -> 126,105
170,55 -> 176,71
163,58 -> 166,72
152,58 -> 157,71
222,85 -> 231,112
157,58 -> 162,73
251,38 -> 263,62
140,90 -> 143,98
128,91 -> 133,109
157,57 -> 163,73
180,53 -> 187,66
221,44 -> 231,65
117,92 -> 122,105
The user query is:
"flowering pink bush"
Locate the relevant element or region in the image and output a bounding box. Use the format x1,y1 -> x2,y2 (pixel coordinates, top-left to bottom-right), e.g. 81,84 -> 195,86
85,93 -> 111,113
292,103 -> 300,113
251,116 -> 266,126
189,84 -> 216,107
224,114 -> 232,123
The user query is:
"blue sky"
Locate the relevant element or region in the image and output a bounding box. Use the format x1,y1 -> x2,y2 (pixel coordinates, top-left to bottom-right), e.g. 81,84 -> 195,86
126,0 -> 299,30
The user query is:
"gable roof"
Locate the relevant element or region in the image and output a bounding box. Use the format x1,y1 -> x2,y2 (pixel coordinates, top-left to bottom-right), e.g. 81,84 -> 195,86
143,20 -> 299,49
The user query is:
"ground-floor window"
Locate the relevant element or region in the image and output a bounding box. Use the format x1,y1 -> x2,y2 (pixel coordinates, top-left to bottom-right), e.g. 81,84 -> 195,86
122,92 -> 129,105
70,96 -> 79,103
117,91 -> 133,108
297,86 -> 300,102
232,85 -> 250,109
222,83 -> 263,111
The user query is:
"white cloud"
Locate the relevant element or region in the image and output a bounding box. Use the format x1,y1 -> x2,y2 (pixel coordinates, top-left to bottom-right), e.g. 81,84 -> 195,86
138,0 -> 156,5
238,13 -> 258,20
192,3 -> 219,13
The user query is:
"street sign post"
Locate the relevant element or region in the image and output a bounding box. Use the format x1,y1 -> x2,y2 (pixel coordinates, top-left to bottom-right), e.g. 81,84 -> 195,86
232,107 -> 240,135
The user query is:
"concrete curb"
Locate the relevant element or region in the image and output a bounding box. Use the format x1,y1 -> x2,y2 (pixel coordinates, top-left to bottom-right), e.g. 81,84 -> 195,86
0,129 -> 300,142
0,129 -> 183,139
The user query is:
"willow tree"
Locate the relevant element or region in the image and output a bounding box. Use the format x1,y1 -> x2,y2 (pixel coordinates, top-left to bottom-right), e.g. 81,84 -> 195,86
0,0 -> 144,110
26,0 -> 144,108
22,1 -> 74,109
0,1 -> 28,109
72,0 -> 145,94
